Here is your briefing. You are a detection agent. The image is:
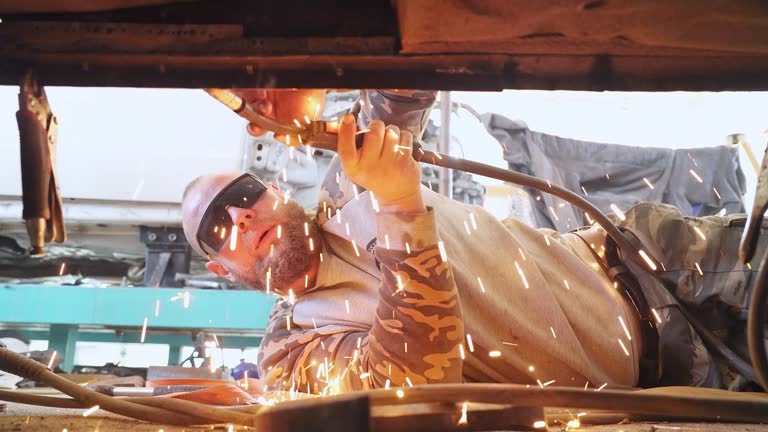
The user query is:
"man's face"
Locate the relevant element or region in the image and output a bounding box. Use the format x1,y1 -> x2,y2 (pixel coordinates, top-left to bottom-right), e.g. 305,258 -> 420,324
182,173 -> 320,295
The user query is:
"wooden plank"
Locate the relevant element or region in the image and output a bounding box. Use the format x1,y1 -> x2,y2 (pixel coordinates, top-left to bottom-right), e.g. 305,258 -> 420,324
396,0 -> 768,56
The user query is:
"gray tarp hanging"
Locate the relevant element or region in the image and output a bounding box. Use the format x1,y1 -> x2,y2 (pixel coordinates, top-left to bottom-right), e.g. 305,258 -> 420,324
480,113 -> 747,232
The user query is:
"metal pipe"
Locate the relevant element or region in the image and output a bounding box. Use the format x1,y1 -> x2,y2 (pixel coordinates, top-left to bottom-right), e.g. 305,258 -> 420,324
438,91 -> 452,199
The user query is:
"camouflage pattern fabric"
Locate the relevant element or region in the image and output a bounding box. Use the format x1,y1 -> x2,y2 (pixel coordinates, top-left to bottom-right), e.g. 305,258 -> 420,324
593,202 -> 768,387
257,90 -> 463,393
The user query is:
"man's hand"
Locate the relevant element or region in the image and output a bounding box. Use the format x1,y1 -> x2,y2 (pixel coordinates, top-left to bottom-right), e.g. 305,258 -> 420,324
233,89 -> 327,137
337,113 -> 425,214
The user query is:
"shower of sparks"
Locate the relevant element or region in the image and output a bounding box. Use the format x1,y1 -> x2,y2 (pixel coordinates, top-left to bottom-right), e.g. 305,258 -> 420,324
747,262 -> 753,269
140,317 -> 148,343
270,244 -> 275,257
689,169 -> 703,183
688,152 -> 698,167
282,168 -> 288,182
396,274 -> 404,292
548,206 -> 560,221
550,327 -> 557,339
459,344 -> 466,359
314,104 -> 321,120
396,389 -> 405,398
345,223 -> 351,236
47,351 -> 57,369
405,242 -> 411,254
229,225 -> 238,250
293,119 -> 302,128
304,115 -> 311,125
638,250 -> 657,271
609,204 -> 626,221
502,341 -> 518,346
466,334 -> 475,352
286,315 -> 291,331
519,248 -> 526,261
542,379 -> 555,387
371,194 -> 380,212
384,379 -> 391,389
82,405 -> 99,417
643,177 -> 655,190
404,342 -> 408,353
584,381 -> 589,390
533,420 -> 547,429
618,338 -> 630,356
384,234 -> 391,249
212,333 -> 220,347
283,190 -> 291,204
359,372 -> 371,380
581,186 -> 588,196
469,212 -> 478,230
405,377 -> 414,387
488,350 -> 501,358
154,299 -> 160,317
277,225 -> 282,239
477,277 -> 486,293
563,279 -> 570,290
567,419 -> 580,428
288,289 -> 296,305
585,213 -> 594,225
354,129 -> 370,136
651,308 -> 663,323
457,402 -> 469,425
713,187 -> 722,200
351,240 -> 360,257
228,424 -> 235,432
220,226 -> 227,240
266,268 -> 271,294
464,220 -> 471,235
309,238 -> 315,251
304,222 -> 309,236
353,184 -> 360,200
695,262 -> 703,276
693,226 -> 706,240
273,200 -> 279,211
345,299 -> 350,314
618,316 -> 632,340
319,252 -> 324,262
438,241 -> 448,262
59,263 -> 66,275
514,261 -> 529,288
528,365 -> 535,372
183,291 -> 190,308
596,383 -> 608,391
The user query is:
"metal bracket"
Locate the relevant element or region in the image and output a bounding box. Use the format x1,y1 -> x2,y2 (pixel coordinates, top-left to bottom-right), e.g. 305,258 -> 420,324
139,226 -> 190,287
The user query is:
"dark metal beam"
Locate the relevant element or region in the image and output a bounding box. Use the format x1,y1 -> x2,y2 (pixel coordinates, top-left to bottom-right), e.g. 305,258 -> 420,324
3,51 -> 768,91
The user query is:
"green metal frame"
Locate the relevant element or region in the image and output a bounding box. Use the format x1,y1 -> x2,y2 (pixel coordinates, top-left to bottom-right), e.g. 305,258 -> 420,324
0,284 -> 276,371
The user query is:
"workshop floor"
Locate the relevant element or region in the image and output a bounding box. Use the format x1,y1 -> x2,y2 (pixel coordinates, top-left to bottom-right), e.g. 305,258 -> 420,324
2,402 -> 768,432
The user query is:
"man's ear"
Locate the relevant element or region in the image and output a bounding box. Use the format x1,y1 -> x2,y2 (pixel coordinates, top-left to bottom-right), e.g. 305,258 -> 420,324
206,261 -> 231,279
267,182 -> 283,195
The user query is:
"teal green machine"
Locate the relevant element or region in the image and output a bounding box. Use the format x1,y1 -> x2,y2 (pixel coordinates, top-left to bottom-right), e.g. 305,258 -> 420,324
0,284 -> 275,371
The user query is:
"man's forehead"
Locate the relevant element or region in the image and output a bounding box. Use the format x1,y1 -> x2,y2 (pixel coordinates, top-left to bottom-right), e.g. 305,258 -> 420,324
183,173 -> 241,231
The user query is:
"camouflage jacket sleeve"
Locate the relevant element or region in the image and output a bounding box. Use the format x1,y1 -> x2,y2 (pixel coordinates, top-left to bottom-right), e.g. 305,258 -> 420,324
316,90 -> 436,223
258,208 -> 464,394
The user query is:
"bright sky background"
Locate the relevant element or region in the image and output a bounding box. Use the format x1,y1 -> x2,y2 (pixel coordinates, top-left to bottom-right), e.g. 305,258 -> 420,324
1,87 -> 766,210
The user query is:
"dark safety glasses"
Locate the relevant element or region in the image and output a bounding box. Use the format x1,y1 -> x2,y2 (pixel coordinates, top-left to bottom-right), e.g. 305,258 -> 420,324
195,173 -> 268,256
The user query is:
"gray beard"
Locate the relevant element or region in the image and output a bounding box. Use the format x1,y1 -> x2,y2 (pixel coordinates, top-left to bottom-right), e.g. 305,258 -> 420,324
232,208 -> 318,294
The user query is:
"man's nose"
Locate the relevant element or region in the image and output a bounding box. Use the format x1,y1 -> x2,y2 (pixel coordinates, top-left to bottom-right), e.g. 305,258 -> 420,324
227,206 -> 257,233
